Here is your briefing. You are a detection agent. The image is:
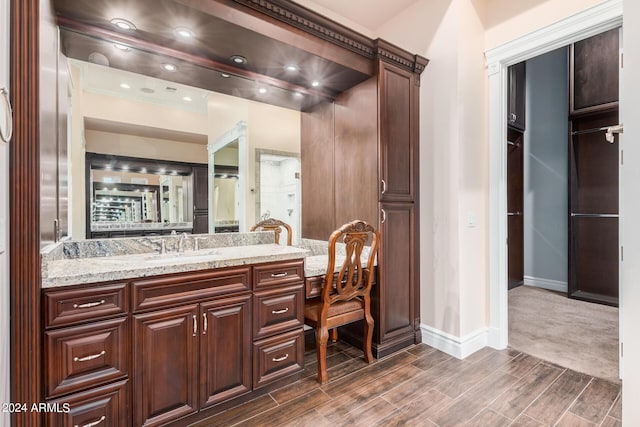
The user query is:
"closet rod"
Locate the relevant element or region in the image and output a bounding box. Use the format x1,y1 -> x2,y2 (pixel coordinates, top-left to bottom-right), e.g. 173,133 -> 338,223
571,126 -> 611,136
571,213 -> 619,218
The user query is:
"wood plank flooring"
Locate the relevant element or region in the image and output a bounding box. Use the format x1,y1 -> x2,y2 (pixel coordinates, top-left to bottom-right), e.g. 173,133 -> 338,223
191,342 -> 622,427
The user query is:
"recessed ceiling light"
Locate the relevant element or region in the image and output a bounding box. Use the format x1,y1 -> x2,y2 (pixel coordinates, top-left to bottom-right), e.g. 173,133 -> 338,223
230,55 -> 247,65
114,43 -> 130,51
220,73 -> 230,78
121,165 -> 129,171
120,83 -> 131,89
258,87 -> 267,94
140,168 -> 147,173
105,165 -> 112,170
311,81 -> 320,87
294,92 -> 304,97
285,64 -> 298,72
174,27 -> 195,39
162,63 -> 177,72
110,18 -> 136,31
183,96 -> 192,102
158,168 -> 166,174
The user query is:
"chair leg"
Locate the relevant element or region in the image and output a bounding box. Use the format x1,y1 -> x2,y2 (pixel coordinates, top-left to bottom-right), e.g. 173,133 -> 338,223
363,313 -> 374,364
330,328 -> 338,342
315,326 -> 329,384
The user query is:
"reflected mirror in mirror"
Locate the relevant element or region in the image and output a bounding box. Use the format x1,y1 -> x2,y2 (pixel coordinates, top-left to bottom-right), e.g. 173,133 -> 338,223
66,59 -> 302,240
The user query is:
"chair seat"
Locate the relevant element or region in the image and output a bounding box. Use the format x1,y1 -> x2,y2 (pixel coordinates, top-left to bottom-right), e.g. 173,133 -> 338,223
304,298 -> 364,325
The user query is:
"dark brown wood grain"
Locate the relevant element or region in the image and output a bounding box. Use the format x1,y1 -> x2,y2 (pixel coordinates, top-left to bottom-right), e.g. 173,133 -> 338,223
379,61 -> 416,202
301,101 -> 335,240
10,0 -> 42,425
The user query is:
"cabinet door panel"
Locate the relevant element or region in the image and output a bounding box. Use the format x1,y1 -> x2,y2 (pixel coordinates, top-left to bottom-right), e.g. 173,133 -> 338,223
379,62 -> 415,202
133,305 -> 199,427
377,203 -> 415,343
571,28 -> 620,113
200,295 -> 252,409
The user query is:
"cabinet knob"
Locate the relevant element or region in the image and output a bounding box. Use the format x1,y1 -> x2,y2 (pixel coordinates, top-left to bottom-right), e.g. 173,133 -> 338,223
509,113 -> 517,122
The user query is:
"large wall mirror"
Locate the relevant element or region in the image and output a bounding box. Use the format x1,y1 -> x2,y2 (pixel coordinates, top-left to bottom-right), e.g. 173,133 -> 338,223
47,0 -> 374,244
67,59 -> 302,240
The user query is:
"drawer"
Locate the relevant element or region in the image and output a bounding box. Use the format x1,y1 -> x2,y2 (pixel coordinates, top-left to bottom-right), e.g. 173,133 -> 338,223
44,283 -> 128,329
131,266 -> 250,312
44,318 -> 129,398
253,260 -> 304,290
45,379 -> 129,427
253,329 -> 304,389
253,284 -> 304,340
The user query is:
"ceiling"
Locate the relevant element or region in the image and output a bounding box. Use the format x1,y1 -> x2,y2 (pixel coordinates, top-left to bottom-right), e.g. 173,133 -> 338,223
53,0 -> 374,111
300,0 -> 422,33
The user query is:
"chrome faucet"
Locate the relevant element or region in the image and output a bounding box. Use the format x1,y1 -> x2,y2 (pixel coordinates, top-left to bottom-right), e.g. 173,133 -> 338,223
178,232 -> 188,253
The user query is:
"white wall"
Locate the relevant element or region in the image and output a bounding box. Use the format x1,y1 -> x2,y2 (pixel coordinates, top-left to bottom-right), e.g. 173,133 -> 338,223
524,48 -> 569,286
483,0 -> 609,49
0,0 -> 9,423
621,0 -> 640,422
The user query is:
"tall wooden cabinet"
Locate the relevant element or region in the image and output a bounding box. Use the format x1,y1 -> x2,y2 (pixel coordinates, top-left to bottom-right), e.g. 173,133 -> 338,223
302,52 -> 426,357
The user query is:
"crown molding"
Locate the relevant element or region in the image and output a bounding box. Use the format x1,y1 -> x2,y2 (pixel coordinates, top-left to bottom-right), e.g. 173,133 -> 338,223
231,0 -> 428,75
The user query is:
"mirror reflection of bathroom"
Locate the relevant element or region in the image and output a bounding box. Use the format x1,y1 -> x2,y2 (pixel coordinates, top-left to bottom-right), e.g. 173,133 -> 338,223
257,150 -> 301,244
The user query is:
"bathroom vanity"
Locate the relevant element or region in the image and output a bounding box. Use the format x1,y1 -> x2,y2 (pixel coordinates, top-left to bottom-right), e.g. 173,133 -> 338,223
41,233 -> 309,426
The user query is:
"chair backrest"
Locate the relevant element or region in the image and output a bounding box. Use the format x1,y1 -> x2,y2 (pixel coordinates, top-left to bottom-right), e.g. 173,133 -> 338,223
322,220 -> 379,303
250,218 -> 293,246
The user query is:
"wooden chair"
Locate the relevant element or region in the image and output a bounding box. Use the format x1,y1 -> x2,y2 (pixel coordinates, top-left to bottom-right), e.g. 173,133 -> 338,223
250,218 -> 293,246
304,220 -> 380,384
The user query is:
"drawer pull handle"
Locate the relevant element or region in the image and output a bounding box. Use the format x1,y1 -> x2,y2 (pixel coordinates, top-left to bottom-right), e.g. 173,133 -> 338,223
75,415 -> 106,427
271,272 -> 288,278
73,351 -> 106,362
73,300 -> 105,309
271,307 -> 289,314
193,315 -> 198,337
272,354 -> 289,362
202,313 -> 208,335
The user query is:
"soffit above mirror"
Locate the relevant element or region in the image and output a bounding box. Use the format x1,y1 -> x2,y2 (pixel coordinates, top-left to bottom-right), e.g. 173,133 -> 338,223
52,0 -> 385,111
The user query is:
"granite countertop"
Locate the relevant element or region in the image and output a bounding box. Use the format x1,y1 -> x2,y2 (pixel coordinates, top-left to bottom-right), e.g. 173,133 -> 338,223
42,243 -> 309,288
40,235 -> 375,288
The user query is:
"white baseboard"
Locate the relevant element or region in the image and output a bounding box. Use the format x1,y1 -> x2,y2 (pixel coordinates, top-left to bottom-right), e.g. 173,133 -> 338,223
420,324 -> 489,359
523,276 -> 568,293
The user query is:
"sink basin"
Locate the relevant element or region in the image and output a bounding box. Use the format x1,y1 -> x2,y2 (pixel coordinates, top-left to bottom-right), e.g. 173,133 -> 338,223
144,249 -> 221,264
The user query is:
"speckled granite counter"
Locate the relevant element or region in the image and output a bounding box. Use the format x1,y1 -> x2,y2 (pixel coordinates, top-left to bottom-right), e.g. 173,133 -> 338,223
42,243 -> 309,288
41,235 -> 375,288
41,232 -> 308,288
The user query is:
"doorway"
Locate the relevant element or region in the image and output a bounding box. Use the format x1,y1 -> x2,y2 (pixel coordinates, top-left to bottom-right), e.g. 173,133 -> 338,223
485,0 -> 623,359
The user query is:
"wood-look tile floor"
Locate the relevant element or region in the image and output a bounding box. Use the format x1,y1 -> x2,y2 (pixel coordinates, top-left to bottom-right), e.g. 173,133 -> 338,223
192,342 -> 622,427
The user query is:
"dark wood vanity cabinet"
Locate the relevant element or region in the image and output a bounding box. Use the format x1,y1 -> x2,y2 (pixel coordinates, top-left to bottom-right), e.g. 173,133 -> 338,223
42,260 -> 305,426
42,283 -> 131,427
302,56 -> 424,357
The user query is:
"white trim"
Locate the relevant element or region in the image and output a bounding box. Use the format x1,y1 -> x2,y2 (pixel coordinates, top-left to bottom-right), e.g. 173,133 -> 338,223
420,324 -> 488,360
522,276 -> 568,293
485,0 -> 623,350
